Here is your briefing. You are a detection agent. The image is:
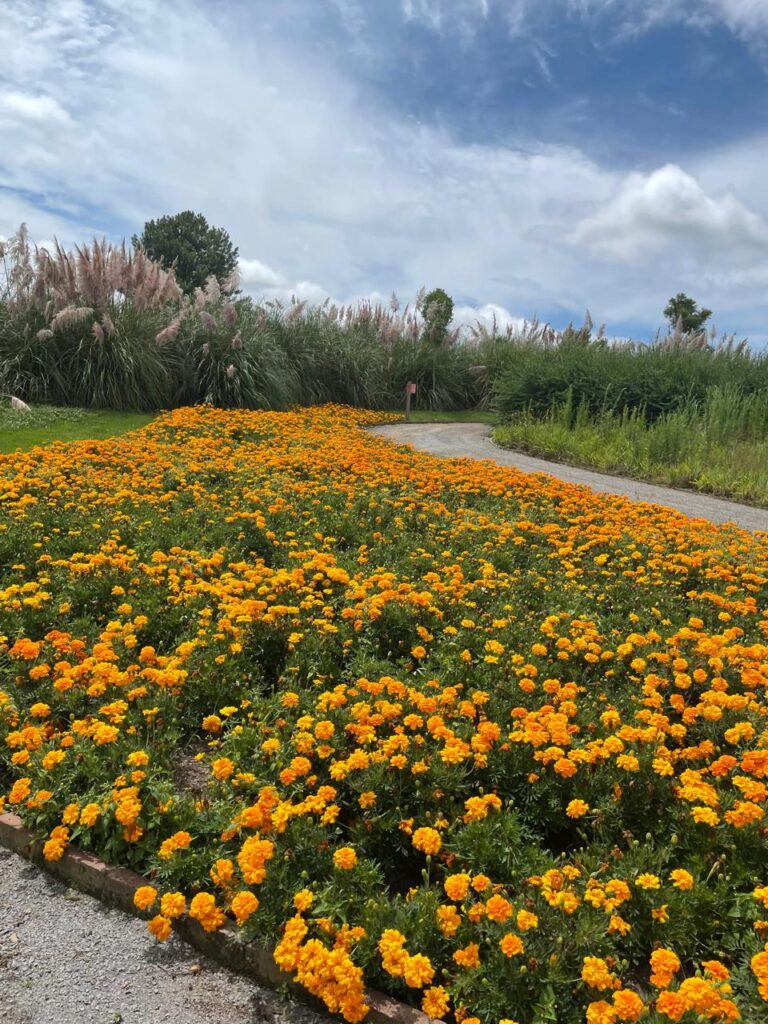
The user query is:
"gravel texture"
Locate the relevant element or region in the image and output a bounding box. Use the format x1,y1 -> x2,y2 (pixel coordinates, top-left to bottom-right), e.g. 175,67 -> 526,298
0,849 -> 327,1024
370,422 -> 768,533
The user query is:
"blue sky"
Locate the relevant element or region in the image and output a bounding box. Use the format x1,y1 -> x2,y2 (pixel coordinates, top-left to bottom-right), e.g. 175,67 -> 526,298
2,0 -> 768,342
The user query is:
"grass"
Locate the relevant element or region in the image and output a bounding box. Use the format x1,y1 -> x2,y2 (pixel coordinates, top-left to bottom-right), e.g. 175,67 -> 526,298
393,409 -> 497,423
0,406 -> 155,453
494,387 -> 768,506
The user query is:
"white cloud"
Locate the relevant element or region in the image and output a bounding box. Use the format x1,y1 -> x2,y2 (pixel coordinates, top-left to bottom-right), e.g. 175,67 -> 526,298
573,164 -> 768,261
451,303 -> 527,335
398,0 -> 768,43
238,257 -> 285,289
0,91 -> 71,125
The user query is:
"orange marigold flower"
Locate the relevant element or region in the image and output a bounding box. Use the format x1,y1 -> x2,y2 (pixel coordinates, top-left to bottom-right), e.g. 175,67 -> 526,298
669,869 -> 694,890
189,892 -> 225,933
133,885 -> 158,912
148,914 -> 172,942
333,846 -> 358,870
566,799 -> 589,818
230,890 -> 259,926
422,986 -> 449,1020
412,827 -> 441,856
499,933 -> 524,957
444,873 -> 471,902
650,947 -> 681,988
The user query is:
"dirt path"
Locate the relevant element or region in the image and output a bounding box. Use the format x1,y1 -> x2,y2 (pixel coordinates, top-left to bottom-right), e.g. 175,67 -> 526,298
0,849 -> 326,1024
370,422 -> 768,533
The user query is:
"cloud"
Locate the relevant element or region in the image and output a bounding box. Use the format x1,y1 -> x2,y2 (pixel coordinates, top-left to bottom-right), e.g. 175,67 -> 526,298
0,0 -> 766,344
238,258 -> 285,289
397,0 -> 768,43
0,91 -> 71,126
452,302 -> 527,335
573,164 -> 768,261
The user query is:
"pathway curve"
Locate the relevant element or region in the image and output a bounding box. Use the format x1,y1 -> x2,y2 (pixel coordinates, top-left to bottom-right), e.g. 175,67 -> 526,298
370,422 -> 768,533
0,849 -> 326,1024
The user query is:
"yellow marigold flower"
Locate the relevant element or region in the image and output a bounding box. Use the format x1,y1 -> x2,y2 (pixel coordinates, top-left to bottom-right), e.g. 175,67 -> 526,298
43,826 -> 69,862
230,890 -> 259,926
581,956 -> 617,991
333,846 -> 357,870
517,909 -> 538,931
160,892 -> 186,919
61,801 -> 79,824
210,858 -> 235,887
421,986 -> 449,1020
189,892 -> 225,933
669,869 -> 694,890
293,889 -> 314,912
158,830 -> 192,859
566,799 -> 589,818
403,953 -> 435,988
691,806 -> 720,826
412,827 -> 441,856
133,885 -> 158,912
635,873 -> 661,890
79,802 -> 101,827
8,777 -> 32,805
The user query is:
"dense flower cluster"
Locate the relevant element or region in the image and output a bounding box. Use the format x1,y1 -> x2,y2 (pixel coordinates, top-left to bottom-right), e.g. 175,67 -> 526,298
1,405 -> 767,1023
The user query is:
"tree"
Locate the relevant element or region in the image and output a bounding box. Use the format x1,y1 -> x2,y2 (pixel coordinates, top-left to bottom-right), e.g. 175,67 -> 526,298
133,211 -> 239,294
664,293 -> 712,334
420,287 -> 454,345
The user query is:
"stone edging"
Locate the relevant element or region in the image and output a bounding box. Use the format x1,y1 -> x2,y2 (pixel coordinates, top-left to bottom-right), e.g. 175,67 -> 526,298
0,812 -> 438,1024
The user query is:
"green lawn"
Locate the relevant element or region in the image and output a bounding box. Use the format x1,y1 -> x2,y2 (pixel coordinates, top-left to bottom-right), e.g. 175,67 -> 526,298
391,408 -> 497,423
0,406 -> 155,453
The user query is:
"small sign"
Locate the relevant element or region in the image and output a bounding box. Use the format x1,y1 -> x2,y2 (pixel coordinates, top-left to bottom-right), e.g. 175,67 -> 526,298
406,382 -> 417,395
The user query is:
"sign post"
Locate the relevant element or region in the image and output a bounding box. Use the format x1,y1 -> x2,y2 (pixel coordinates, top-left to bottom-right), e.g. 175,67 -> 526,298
405,382 -> 416,421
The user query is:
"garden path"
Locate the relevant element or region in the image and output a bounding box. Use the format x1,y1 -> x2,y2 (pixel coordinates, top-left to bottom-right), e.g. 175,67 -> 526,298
0,849 -> 326,1024
370,422 -> 768,533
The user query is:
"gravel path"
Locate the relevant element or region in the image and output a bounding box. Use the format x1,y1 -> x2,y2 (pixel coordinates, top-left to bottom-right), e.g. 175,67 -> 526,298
0,849 -> 326,1024
370,422 -> 768,533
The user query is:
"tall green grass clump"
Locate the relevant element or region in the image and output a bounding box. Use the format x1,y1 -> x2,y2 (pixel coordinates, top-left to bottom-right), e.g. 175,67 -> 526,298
491,316 -> 768,421
494,385 -> 768,505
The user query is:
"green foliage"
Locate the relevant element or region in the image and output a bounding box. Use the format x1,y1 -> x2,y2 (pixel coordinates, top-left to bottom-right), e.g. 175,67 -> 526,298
419,287 -> 454,345
494,385 -> 768,505
492,336 -> 768,423
133,210 -> 239,294
664,293 -> 713,334
0,406 -> 154,453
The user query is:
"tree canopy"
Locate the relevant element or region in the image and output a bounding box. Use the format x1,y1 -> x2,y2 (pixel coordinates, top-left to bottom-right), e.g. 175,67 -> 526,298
664,293 -> 712,334
133,211 -> 239,294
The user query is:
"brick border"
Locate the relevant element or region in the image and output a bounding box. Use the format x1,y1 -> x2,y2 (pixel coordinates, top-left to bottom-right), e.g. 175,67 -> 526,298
0,812 -> 438,1024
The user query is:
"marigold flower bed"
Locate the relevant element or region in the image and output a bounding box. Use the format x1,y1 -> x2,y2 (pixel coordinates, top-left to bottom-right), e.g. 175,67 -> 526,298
1,405 -> 768,1024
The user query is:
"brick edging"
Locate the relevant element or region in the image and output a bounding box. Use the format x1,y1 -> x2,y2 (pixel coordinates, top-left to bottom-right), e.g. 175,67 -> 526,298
0,812 -> 438,1024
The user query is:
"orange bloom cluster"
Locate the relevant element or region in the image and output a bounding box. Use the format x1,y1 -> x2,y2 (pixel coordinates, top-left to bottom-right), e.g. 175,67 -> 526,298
1,404 -> 767,1023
